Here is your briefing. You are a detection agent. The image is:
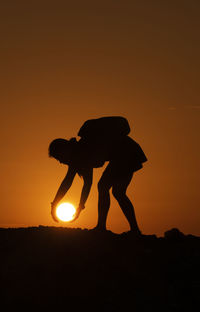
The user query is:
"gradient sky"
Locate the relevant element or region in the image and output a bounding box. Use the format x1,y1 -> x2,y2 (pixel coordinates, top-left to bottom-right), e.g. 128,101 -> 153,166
1,0 -> 199,235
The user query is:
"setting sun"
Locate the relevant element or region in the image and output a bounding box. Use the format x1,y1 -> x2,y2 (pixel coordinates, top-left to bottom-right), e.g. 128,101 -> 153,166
56,203 -> 76,222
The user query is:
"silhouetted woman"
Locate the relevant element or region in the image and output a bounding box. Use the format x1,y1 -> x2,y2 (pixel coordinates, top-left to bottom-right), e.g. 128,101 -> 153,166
49,119 -> 147,235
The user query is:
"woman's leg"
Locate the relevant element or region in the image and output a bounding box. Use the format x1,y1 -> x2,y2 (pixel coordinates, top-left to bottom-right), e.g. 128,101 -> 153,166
95,165 -> 113,230
112,173 -> 141,233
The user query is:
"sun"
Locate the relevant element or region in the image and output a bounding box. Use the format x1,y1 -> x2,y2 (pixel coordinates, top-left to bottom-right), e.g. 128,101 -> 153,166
56,202 -> 76,222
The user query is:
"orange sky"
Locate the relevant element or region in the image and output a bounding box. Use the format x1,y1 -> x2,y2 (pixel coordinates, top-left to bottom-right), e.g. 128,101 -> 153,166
0,1 -> 199,235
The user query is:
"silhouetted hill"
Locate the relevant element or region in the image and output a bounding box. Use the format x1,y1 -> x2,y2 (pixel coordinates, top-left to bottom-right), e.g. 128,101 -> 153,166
0,227 -> 199,311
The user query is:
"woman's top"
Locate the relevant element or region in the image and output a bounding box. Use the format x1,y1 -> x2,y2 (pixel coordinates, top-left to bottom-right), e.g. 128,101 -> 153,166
69,136 -> 147,174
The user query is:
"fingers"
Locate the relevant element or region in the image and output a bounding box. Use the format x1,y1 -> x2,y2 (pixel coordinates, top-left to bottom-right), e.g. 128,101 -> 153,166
52,214 -> 59,223
51,205 -> 59,222
51,213 -> 59,222
69,207 -> 81,222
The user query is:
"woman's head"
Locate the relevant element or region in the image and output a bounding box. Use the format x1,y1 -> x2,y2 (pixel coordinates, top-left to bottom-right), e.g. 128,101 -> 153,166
48,138 -> 77,164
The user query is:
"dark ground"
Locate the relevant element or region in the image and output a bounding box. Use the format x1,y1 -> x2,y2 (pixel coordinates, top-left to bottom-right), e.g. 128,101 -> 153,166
0,226 -> 199,311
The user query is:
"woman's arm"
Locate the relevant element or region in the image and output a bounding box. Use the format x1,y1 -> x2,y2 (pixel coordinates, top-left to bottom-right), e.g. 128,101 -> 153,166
71,167 -> 93,222
51,166 -> 76,208
78,167 -> 93,209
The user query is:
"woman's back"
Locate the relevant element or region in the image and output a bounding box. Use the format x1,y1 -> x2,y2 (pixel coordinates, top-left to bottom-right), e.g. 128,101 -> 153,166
71,135 -> 147,172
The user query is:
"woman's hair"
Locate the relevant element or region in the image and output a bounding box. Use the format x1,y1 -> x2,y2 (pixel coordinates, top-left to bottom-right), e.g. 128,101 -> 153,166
48,138 -> 76,159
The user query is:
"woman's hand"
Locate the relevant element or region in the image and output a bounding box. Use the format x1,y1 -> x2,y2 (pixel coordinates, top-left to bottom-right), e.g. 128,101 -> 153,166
51,202 -> 59,222
70,203 -> 85,222
78,203 -> 85,211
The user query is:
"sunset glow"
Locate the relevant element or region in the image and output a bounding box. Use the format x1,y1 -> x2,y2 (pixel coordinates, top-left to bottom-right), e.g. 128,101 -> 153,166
56,203 -> 76,222
0,1 -> 199,236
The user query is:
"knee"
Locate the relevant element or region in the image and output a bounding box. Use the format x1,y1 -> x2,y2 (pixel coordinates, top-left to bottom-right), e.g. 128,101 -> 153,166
112,187 -> 124,200
97,180 -> 108,193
